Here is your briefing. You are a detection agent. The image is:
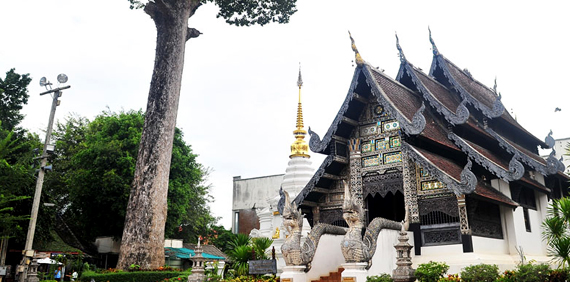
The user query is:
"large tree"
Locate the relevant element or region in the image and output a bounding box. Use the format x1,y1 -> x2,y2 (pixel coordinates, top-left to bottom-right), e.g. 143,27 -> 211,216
118,0 -> 297,269
0,69 -> 31,132
46,110 -> 215,245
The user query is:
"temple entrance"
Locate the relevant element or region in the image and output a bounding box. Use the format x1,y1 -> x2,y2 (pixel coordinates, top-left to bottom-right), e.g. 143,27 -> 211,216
362,171 -> 405,225
365,190 -> 405,225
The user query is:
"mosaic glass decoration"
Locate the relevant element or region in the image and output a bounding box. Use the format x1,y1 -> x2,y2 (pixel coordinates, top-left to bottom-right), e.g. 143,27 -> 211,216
360,124 -> 378,136
419,167 -> 430,177
421,180 -> 445,191
381,120 -> 400,132
362,155 -> 381,167
361,140 -> 374,153
384,152 -> 402,164
374,105 -> 385,116
376,137 -> 389,150
390,136 -> 401,148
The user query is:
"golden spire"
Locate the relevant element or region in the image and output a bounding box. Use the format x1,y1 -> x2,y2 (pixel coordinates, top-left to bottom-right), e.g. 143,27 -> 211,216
290,64 -> 310,159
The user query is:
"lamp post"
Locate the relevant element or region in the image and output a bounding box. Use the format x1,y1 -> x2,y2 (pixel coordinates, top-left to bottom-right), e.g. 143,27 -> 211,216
18,75 -> 70,282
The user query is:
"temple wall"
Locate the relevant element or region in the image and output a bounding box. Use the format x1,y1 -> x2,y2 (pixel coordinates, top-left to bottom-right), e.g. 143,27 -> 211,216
472,236 -> 508,254
306,234 -> 345,281
368,229 -> 403,276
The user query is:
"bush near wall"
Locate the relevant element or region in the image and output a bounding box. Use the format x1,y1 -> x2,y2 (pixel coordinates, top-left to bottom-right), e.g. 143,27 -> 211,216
81,270 -> 184,282
459,263 -> 499,282
415,261 -> 449,282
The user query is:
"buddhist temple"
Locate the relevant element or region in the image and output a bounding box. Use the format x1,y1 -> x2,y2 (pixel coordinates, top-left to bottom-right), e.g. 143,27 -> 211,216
277,30 -> 570,275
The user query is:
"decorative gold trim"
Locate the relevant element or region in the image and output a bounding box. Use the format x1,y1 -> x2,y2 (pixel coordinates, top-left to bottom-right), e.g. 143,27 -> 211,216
349,31 -> 364,67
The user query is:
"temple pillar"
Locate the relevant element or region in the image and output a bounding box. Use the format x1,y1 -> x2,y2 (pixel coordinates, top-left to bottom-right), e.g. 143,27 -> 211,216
280,266 -> 307,282
341,263 -> 368,282
348,139 -> 363,205
457,195 -> 473,253
402,155 -> 419,223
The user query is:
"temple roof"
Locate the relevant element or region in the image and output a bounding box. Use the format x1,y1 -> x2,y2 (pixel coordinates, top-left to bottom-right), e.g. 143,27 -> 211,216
472,181 -> 518,208
296,33 -> 562,211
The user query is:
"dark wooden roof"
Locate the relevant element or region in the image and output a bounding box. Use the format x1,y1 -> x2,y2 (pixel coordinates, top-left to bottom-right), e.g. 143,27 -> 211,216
297,37 -> 561,211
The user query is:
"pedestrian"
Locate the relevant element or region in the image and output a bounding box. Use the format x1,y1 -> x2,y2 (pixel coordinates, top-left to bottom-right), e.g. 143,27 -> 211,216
71,270 -> 78,281
54,266 -> 62,281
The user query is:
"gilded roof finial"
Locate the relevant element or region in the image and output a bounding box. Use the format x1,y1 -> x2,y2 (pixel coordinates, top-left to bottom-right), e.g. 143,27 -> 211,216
290,64 -> 310,159
428,26 -> 440,56
395,32 -> 407,63
349,31 -> 364,67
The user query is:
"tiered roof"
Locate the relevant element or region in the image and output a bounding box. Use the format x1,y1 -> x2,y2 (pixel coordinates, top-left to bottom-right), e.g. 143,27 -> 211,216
292,31 -> 565,213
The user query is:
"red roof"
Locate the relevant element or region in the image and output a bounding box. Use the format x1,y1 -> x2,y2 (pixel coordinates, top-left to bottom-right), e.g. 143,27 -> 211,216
370,68 -> 423,123
473,181 -> 518,208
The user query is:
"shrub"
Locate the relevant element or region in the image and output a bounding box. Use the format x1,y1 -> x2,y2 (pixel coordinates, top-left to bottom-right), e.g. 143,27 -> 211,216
415,261 -> 449,282
513,262 -> 550,282
549,269 -> 569,282
81,270 -> 183,282
437,274 -> 460,282
459,263 -> 499,282
366,273 -> 393,282
495,270 -> 516,282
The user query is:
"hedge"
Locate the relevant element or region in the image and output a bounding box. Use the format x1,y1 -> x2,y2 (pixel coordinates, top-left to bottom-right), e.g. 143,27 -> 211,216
81,270 -> 185,282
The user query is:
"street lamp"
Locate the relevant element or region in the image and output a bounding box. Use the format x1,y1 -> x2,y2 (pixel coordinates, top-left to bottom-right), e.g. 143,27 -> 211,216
17,75 -> 70,282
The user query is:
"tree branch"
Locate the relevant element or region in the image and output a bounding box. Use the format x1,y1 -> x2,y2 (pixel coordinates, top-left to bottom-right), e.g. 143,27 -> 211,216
186,28 -> 202,41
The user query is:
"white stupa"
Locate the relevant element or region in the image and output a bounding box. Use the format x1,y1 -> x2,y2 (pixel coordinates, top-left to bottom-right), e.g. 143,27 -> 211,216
252,66 -> 314,272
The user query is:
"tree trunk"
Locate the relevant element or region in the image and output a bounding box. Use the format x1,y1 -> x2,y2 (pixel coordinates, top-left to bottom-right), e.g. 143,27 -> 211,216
117,0 -> 200,270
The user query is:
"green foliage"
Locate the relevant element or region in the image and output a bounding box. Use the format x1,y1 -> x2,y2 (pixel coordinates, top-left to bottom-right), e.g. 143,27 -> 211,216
46,110 -> 215,243
415,261 -> 449,282
0,194 -> 30,239
0,122 -> 46,244
366,273 -> 393,282
222,275 -> 278,282
0,68 -> 31,131
459,263 -> 499,282
252,237 -> 273,259
495,270 -> 516,282
81,270 -> 183,282
512,262 -> 550,282
127,0 -> 297,27
207,225 -> 237,253
226,235 -> 273,276
549,269 -> 569,282
437,274 -> 460,281
542,197 -> 570,268
209,0 -> 297,27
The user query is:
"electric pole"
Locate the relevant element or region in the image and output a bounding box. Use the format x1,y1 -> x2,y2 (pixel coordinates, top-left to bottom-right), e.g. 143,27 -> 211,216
18,75 -> 70,282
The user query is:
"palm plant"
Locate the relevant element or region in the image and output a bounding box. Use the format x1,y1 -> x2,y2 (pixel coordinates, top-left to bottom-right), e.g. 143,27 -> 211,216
542,197 -> 570,268
226,235 -> 273,276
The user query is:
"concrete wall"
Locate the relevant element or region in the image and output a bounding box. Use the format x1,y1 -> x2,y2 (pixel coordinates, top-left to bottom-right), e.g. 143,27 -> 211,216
232,174 -> 284,234
232,175 -> 284,211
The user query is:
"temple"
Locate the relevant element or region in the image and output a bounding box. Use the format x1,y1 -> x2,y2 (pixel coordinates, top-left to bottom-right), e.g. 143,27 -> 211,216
280,30 -> 569,274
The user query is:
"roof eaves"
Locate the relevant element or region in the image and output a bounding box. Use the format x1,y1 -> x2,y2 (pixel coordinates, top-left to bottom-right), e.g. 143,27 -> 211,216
400,60 -> 469,125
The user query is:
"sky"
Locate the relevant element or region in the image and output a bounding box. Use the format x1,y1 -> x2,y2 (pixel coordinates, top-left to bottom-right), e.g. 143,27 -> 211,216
2,0 -> 570,229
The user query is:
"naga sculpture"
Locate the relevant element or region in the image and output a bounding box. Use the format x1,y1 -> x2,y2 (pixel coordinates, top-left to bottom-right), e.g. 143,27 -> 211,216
280,189 -> 346,272
340,180 -> 402,269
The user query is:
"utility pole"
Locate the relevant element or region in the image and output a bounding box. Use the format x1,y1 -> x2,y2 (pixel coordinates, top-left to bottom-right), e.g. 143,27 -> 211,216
17,75 -> 70,282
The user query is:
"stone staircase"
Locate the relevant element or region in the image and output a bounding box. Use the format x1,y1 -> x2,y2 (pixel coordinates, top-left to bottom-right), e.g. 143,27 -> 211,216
311,267 -> 344,282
